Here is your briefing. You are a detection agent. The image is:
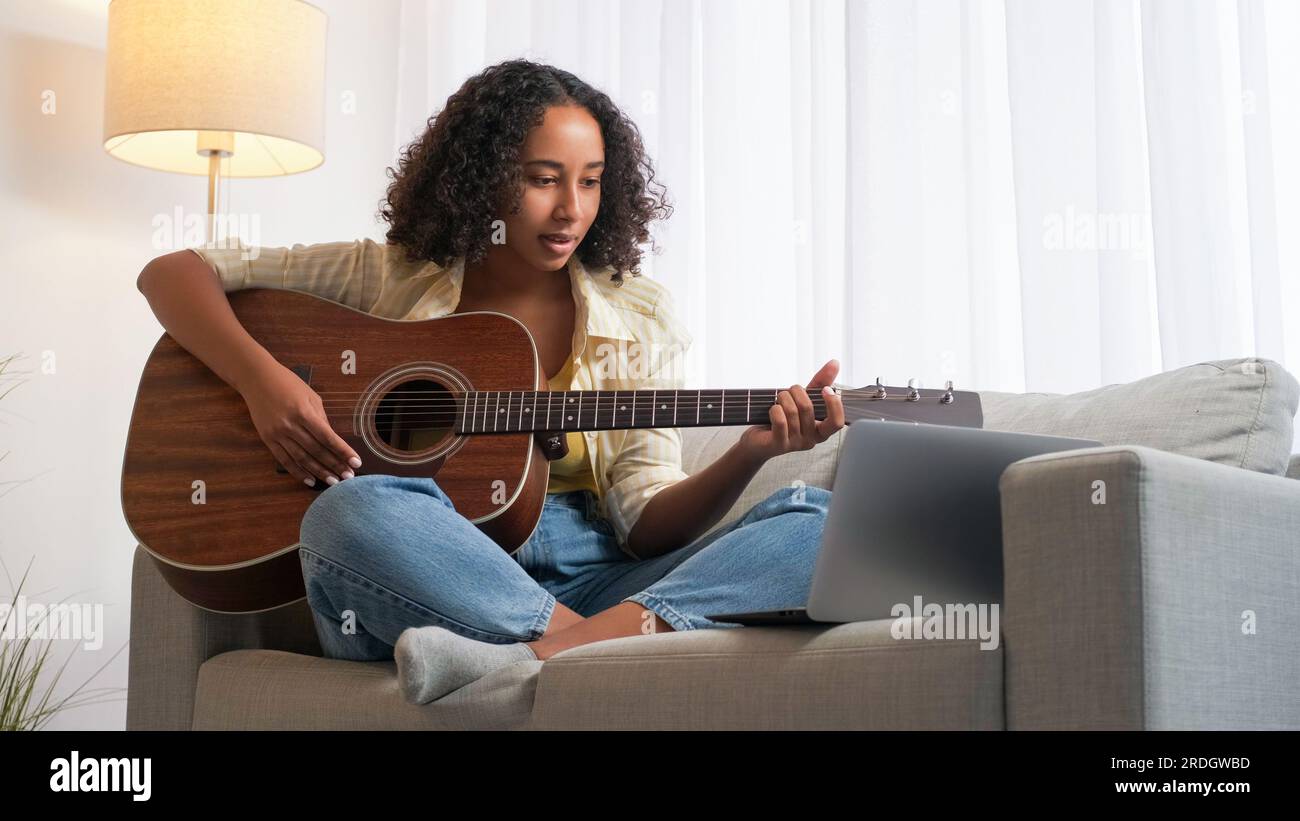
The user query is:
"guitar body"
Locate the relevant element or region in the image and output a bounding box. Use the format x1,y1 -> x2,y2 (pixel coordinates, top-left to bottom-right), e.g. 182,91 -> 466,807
122,289 -> 550,613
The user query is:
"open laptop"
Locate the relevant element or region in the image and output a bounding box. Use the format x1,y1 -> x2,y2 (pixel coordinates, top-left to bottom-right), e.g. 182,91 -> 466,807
707,419 -> 1101,626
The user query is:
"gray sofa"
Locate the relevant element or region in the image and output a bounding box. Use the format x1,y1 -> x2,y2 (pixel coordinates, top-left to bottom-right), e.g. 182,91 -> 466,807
126,357 -> 1300,730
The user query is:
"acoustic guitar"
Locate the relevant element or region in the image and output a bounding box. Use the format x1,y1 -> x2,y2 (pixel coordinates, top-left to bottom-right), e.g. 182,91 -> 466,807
121,288 -> 983,613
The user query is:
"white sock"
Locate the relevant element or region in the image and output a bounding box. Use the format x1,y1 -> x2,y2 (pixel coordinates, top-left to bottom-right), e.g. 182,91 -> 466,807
394,625 -> 539,704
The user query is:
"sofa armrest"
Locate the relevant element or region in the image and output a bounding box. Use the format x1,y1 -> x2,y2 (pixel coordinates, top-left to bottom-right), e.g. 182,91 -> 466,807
999,445 -> 1300,730
126,545 -> 322,730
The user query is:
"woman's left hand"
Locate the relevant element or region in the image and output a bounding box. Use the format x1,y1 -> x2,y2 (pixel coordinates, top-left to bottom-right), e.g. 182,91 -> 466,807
737,359 -> 846,464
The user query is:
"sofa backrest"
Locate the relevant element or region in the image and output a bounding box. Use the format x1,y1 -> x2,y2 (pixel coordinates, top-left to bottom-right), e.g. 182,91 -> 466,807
980,357 -> 1299,475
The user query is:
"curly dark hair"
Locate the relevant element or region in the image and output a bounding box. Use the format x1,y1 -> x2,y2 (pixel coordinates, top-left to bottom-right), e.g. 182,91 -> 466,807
378,58 -> 672,286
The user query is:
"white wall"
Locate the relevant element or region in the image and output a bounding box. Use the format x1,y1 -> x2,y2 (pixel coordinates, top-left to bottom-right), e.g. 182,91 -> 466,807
0,0 -> 404,729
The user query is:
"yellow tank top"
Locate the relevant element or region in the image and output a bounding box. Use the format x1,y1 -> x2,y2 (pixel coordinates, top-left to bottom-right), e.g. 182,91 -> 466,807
545,356 -> 600,495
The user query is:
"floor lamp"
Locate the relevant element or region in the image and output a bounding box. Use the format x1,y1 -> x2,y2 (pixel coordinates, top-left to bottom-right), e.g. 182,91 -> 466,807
101,0 -> 328,245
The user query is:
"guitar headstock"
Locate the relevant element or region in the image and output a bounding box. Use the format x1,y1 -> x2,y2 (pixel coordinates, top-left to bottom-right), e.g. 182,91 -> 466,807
832,377 -> 983,429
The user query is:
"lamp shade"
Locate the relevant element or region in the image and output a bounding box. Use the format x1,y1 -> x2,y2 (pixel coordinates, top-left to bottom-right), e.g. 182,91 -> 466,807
103,0 -> 327,177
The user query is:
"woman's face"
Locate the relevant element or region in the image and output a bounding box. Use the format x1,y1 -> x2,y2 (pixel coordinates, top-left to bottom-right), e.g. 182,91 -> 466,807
498,104 -> 605,271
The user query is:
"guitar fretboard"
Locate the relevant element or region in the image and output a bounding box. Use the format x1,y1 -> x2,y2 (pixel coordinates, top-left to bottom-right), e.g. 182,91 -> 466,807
456,389 -> 831,434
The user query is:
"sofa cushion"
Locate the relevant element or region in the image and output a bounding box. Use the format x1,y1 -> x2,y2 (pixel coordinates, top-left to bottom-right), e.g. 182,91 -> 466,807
529,620 -> 1003,730
980,357 -> 1299,475
192,649 -> 541,730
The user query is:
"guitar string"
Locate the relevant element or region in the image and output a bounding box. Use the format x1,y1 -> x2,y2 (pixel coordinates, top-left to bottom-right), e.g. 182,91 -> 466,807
314,393 -> 846,407
311,390 -> 940,409
296,413 -> 918,433
321,408 -> 837,424
309,386 -> 923,397
335,406 -> 938,433
311,404 -> 839,425
191,402 -> 948,430
314,393 -> 846,402
194,392 -> 948,422
307,393 -> 947,422
314,396 -> 843,417
209,386 -> 953,426
288,404 -> 945,430
311,398 -> 943,420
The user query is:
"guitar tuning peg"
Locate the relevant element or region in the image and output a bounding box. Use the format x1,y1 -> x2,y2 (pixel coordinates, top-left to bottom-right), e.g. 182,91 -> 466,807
906,377 -> 920,401
941,379 -> 955,404
873,377 -> 887,399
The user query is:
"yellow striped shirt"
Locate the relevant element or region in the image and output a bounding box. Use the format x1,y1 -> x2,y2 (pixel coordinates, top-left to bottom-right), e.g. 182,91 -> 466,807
188,239 -> 693,559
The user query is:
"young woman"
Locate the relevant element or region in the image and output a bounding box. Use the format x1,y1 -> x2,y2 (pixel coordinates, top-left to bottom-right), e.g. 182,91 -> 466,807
138,59 -> 845,705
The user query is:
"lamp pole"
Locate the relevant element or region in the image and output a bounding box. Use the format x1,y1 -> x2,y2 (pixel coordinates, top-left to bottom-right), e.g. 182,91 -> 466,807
197,130 -> 233,244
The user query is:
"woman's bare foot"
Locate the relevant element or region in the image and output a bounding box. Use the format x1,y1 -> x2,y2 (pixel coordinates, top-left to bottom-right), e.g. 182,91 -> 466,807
527,602 -> 674,660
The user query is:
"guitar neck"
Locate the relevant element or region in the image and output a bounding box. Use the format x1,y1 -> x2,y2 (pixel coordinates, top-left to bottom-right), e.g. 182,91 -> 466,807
456,389 -> 831,434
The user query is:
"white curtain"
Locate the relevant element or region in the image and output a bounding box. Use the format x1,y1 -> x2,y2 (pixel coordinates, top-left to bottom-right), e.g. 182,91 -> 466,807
393,0 -> 1300,406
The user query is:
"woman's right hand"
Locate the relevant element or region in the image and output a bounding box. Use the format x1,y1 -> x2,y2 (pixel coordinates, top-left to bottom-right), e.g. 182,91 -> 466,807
241,362 -> 362,487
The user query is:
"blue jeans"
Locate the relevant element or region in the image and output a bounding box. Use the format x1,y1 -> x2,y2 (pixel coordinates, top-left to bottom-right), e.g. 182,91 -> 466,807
297,475 -> 832,661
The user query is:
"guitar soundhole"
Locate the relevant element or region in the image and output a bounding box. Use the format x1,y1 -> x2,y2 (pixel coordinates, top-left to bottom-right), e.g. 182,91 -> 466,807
374,378 -> 454,452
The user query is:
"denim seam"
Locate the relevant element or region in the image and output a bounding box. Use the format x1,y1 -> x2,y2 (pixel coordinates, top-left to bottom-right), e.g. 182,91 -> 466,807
299,547 -> 529,644
622,591 -> 699,632
529,587 -> 558,641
